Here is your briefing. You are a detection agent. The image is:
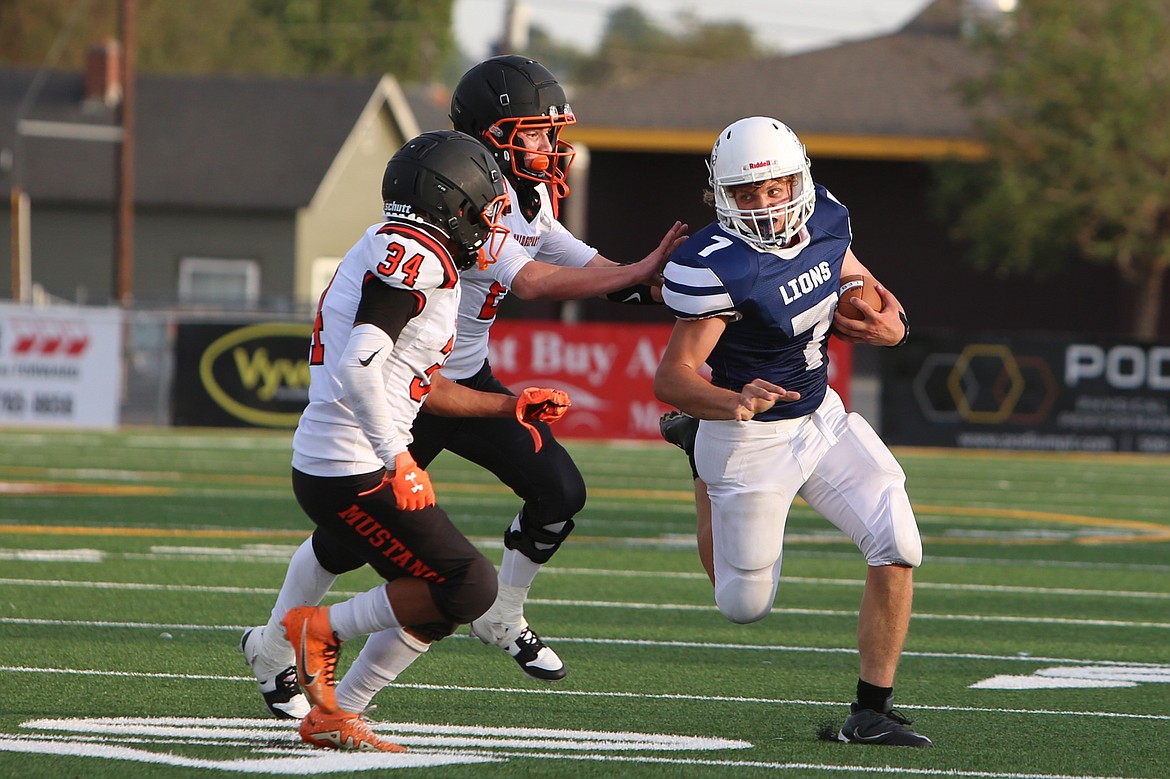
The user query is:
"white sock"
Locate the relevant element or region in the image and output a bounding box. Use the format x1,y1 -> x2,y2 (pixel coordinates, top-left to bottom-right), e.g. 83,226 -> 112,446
328,584 -> 399,642
498,546 -> 542,589
336,628 -> 429,713
483,580 -> 531,626
258,537 -> 337,669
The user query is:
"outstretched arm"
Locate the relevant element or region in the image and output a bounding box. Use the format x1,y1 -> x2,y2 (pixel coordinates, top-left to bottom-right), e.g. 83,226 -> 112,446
510,220 -> 687,301
423,375 -> 570,452
422,373 -> 516,418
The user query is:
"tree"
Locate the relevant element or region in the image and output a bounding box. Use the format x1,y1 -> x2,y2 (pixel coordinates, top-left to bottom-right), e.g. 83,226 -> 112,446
943,0 -> 1170,339
520,26 -> 589,87
246,0 -> 455,81
0,0 -> 456,83
561,5 -> 763,87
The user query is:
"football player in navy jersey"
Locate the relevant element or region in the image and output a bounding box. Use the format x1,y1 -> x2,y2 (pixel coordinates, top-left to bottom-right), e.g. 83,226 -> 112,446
654,116 -> 931,747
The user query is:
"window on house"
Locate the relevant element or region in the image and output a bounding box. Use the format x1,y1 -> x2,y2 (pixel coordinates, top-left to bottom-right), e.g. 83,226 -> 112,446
178,258 -> 260,306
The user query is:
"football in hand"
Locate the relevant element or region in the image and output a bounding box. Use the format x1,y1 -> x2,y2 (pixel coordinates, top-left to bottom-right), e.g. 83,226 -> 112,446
837,275 -> 883,320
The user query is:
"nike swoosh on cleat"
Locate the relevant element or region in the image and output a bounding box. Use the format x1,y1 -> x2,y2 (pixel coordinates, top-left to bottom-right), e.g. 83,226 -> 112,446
851,731 -> 893,742
358,348 -> 383,367
299,622 -> 318,688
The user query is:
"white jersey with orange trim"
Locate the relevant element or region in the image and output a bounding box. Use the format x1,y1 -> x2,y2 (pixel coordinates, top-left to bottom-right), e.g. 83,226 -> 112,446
440,178 -> 597,380
293,218 -> 461,477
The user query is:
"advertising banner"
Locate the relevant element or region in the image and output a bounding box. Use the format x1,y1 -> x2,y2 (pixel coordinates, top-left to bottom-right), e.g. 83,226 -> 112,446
881,331 -> 1170,453
0,303 -> 123,428
172,321 -> 311,428
487,320 -> 854,440
169,318 -> 855,437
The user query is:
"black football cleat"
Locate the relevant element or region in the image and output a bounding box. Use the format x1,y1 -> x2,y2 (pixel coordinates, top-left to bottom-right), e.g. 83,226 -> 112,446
836,699 -> 933,747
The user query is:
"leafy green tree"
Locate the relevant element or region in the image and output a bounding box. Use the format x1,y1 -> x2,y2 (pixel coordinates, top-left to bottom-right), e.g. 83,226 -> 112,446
0,0 -> 455,82
943,0 -> 1170,339
136,2 -> 284,75
0,0 -> 114,69
519,25 -> 590,84
571,5 -> 762,87
247,0 -> 454,81
0,1 -> 264,72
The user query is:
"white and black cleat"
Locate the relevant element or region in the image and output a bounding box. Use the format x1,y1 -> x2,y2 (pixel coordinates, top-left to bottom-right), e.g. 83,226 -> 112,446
503,624 -> 567,681
239,626 -> 311,719
470,618 -> 566,681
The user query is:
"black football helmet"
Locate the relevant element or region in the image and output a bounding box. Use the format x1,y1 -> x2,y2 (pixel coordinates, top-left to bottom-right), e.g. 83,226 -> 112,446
450,55 -> 576,203
381,130 -> 510,271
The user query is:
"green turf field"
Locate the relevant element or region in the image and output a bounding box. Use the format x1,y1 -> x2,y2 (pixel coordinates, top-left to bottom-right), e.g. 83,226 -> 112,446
1,427 -> 1168,777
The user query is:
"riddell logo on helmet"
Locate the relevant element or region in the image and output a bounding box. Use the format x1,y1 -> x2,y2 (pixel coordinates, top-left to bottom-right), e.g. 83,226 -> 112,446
748,161 -> 773,170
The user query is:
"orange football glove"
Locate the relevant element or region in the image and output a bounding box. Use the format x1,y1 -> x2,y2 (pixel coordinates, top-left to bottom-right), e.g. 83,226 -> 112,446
515,388 -> 571,453
357,452 -> 436,511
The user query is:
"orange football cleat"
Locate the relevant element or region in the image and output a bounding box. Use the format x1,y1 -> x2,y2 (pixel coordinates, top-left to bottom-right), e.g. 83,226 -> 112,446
282,606 -> 340,714
298,706 -> 408,753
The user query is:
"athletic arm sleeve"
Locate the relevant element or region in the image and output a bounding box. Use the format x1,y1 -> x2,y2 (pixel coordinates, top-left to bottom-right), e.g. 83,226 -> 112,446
337,280 -> 425,469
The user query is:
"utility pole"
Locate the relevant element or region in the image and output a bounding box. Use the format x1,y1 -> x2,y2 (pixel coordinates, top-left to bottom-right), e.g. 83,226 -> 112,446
114,0 -> 137,306
10,186 -> 29,303
498,0 -> 530,54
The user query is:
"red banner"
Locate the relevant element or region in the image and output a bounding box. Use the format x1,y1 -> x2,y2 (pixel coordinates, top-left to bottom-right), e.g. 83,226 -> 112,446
487,320 -> 853,440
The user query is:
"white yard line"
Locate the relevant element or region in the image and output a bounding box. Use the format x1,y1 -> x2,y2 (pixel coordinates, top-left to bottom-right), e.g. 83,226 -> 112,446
0,669 -> 1167,724
1,621 -> 1167,670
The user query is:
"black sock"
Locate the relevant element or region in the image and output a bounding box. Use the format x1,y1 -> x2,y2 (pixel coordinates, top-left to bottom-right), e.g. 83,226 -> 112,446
856,679 -> 893,712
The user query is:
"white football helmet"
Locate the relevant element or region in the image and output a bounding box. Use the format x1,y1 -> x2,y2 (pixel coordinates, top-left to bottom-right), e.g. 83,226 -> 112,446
708,116 -> 816,249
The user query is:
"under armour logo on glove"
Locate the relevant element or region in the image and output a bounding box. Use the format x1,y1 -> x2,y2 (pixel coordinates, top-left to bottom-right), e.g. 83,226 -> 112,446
389,452 -> 435,510
515,387 -> 572,453
357,452 -> 436,511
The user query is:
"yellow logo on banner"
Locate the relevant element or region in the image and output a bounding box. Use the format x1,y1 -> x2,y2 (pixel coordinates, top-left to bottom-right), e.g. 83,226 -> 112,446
198,322 -> 310,428
913,343 -> 1059,426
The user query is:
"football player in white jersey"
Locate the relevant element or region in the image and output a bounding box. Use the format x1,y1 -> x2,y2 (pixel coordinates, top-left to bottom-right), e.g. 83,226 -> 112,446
243,130 -> 573,752
403,54 -> 684,682
654,117 -> 931,747
240,60 -> 683,718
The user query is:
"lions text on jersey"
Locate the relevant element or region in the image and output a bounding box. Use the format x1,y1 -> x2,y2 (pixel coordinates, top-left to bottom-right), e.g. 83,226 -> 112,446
662,185 -> 851,420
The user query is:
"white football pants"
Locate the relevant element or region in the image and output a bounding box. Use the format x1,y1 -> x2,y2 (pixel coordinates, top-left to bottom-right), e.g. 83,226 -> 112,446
695,388 -> 922,624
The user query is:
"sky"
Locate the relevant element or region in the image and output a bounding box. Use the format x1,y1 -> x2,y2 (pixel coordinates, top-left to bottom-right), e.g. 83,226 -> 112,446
453,0 -> 937,60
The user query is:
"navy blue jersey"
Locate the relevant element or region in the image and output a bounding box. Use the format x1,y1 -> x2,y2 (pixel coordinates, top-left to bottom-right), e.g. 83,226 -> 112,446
661,185 -> 851,420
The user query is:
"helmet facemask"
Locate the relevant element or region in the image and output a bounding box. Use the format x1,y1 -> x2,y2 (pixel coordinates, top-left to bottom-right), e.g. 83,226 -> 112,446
485,109 -> 576,200
464,192 -> 511,271
712,171 -> 814,249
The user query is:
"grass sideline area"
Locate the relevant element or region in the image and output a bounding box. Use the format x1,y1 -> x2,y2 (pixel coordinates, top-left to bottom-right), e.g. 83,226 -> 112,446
1,427 -> 1168,778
